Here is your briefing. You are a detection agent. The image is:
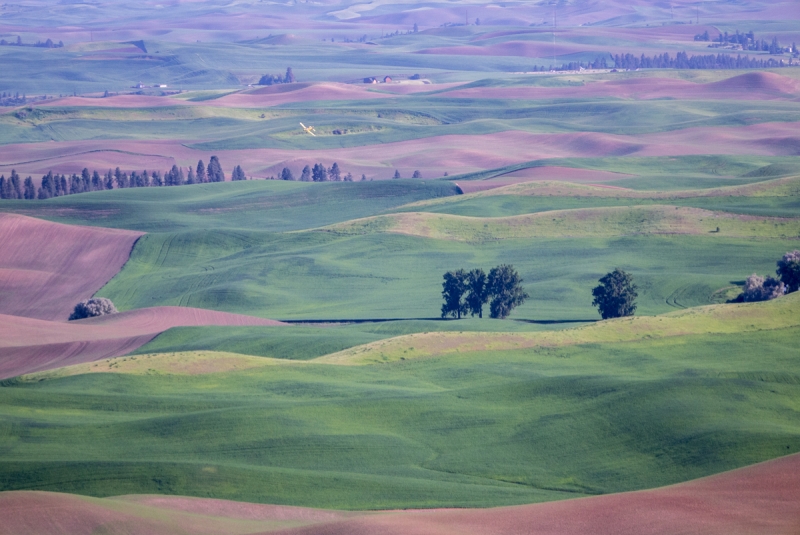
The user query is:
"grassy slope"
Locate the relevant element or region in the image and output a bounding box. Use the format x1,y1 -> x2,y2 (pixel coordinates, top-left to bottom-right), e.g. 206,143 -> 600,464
2,295 -> 799,509
402,174 -> 800,218
0,180 -> 459,232
131,319 -> 565,360
2,177 -> 791,320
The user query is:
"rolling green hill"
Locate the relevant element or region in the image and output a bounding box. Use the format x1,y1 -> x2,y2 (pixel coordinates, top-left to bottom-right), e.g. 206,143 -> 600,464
3,295 -> 799,509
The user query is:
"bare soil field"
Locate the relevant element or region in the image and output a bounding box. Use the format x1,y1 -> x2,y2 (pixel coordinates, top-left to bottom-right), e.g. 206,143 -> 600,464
210,83 -> 395,107
4,122 -> 800,180
0,307 -> 284,379
1,451 -> 797,535
0,213 -> 143,321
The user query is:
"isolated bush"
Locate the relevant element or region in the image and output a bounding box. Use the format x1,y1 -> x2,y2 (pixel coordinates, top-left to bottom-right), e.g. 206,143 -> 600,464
69,298 -> 118,320
412,170 -> 422,178
592,268 -> 638,319
739,274 -> 785,302
776,250 -> 800,293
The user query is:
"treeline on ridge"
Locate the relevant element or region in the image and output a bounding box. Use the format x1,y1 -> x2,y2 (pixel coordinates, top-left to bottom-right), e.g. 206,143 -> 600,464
0,156 -> 248,200
611,51 -> 794,70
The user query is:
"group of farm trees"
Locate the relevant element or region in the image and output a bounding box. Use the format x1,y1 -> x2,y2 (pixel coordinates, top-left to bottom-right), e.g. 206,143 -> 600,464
694,30 -> 795,55
441,266 -> 639,320
279,162 -> 357,182
0,36 -> 64,47
735,251 -> 800,302
612,51 -> 792,70
441,265 -> 529,319
258,67 -> 296,86
0,157 -> 248,200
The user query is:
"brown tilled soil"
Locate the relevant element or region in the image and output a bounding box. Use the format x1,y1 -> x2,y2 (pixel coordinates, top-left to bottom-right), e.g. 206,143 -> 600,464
1,452 -> 798,534
0,213 -> 143,321
3,121 -> 800,180
0,307 -> 285,379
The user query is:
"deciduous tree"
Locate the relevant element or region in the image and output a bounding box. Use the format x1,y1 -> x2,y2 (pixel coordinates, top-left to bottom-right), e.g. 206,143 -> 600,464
464,268 -> 488,318
776,250 -> 800,293
487,264 -> 528,319
592,268 -> 638,319
441,269 -> 468,319
740,273 -> 785,302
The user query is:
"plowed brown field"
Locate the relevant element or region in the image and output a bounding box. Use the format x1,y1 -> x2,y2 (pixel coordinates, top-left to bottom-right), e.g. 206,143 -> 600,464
0,213 -> 143,321
0,307 -> 285,378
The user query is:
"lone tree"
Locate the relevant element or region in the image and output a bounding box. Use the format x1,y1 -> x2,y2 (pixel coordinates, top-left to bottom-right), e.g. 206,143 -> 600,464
464,268 -> 488,318
412,170 -> 422,178
393,169 -> 401,179
328,162 -> 341,181
69,298 -> 118,320
196,160 -> 207,183
281,167 -> 295,181
231,165 -> 247,181
776,250 -> 800,293
441,269 -> 468,319
207,156 -> 224,182
592,268 -> 638,319
487,264 -> 528,319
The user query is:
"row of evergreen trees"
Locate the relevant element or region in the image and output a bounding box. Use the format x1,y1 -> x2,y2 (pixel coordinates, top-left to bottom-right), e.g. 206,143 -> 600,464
0,156 -> 248,200
612,51 -> 793,70
278,162 -> 356,182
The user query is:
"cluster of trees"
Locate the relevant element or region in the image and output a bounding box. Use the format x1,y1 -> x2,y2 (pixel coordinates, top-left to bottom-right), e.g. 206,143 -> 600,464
0,93 -> 51,107
612,51 -> 793,70
440,266 -> 640,321
258,67 -> 296,86
0,157 -> 245,200
695,30 -> 795,55
68,298 -> 117,321
734,250 -> 800,302
441,265 -> 529,319
547,57 -> 611,72
278,162 -> 357,182
0,36 -> 64,48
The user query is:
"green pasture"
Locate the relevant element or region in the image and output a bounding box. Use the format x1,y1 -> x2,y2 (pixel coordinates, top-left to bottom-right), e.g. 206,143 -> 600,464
1,321 -> 798,508
0,180 -> 459,232
97,226 -> 794,320
133,319 -> 571,360
5,93 -> 800,150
